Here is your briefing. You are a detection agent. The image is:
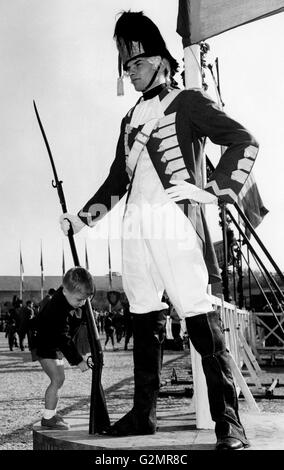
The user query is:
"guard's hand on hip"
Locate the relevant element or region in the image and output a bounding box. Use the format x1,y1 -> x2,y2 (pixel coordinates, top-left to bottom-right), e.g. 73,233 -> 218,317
59,213 -> 85,236
165,180 -> 217,204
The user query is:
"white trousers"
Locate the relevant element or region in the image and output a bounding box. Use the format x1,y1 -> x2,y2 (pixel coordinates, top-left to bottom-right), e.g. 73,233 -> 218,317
121,195 -> 213,319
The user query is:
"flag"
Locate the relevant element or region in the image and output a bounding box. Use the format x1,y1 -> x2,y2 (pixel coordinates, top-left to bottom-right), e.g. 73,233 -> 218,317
237,173 -> 269,238
19,245 -> 24,299
40,242 -> 44,299
85,241 -> 89,271
177,0 -> 284,46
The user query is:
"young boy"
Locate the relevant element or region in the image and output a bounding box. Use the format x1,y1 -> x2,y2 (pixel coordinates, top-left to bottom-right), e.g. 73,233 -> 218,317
34,267 -> 95,430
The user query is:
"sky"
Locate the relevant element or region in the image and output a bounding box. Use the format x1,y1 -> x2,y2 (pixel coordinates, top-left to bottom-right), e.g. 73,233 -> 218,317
1,0 -> 284,278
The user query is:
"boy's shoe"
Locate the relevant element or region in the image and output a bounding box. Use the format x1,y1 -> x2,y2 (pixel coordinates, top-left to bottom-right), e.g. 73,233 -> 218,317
55,413 -> 69,425
55,413 -> 64,421
41,415 -> 70,430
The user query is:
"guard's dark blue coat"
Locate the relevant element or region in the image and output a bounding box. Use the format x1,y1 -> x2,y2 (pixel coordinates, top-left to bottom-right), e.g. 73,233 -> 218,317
78,87 -> 259,284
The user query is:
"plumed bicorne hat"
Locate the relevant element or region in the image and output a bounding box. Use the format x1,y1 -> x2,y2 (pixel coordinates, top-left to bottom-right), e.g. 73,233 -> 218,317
114,11 -> 179,95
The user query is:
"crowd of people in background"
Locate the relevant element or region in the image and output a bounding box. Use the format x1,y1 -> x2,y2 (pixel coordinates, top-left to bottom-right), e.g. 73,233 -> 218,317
0,290 -> 187,353
3,295 -> 39,351
0,292 -> 136,353
100,306 -> 133,351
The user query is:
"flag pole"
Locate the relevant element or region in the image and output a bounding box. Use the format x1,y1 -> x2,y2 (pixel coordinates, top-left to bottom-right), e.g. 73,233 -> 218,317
209,58 -> 231,301
182,41 -> 214,431
108,239 -> 113,291
247,246 -> 252,309
19,242 -> 24,301
107,238 -> 113,312
40,240 -> 44,300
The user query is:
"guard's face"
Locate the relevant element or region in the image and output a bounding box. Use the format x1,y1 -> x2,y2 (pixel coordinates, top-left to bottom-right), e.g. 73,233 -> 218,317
125,57 -> 158,92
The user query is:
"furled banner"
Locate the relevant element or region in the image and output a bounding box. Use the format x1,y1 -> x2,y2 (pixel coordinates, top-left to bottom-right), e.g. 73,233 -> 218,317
177,0 -> 284,45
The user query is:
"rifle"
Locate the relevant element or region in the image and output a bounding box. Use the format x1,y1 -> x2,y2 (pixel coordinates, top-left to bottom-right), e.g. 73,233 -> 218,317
33,100 -> 110,434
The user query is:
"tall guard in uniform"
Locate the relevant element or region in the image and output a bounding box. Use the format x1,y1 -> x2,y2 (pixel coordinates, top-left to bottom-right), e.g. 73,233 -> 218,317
61,11 -> 258,450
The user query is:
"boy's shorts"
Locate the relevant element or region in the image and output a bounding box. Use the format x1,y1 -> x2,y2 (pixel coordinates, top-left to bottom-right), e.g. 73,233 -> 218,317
31,347 -> 63,362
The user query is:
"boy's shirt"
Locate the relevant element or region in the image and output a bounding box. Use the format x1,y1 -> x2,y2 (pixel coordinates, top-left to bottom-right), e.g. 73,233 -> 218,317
35,286 -> 83,365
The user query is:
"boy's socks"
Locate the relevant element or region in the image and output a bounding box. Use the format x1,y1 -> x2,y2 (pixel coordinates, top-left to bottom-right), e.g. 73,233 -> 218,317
43,408 -> 56,420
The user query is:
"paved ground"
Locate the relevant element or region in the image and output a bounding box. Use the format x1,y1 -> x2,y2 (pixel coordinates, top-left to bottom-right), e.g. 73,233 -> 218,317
1,331 -> 284,451
0,332 -> 185,450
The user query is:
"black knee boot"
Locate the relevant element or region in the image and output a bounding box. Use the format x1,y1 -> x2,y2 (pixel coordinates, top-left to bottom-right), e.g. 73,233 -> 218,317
186,311 -> 249,450
109,309 -> 167,436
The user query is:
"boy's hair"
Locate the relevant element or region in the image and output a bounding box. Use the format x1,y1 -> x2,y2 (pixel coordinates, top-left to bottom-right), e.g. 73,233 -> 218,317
63,267 -> 95,296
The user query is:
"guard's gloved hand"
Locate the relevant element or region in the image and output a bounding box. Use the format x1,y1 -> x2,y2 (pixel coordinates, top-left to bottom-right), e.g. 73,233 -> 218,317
59,213 -> 85,236
165,180 -> 217,204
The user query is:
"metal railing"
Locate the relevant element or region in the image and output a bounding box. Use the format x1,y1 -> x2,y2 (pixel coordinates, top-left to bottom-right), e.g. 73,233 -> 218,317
212,294 -> 253,369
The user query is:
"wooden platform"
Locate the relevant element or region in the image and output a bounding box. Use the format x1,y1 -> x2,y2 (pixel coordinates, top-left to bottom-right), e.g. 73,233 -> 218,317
33,409 -> 284,451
